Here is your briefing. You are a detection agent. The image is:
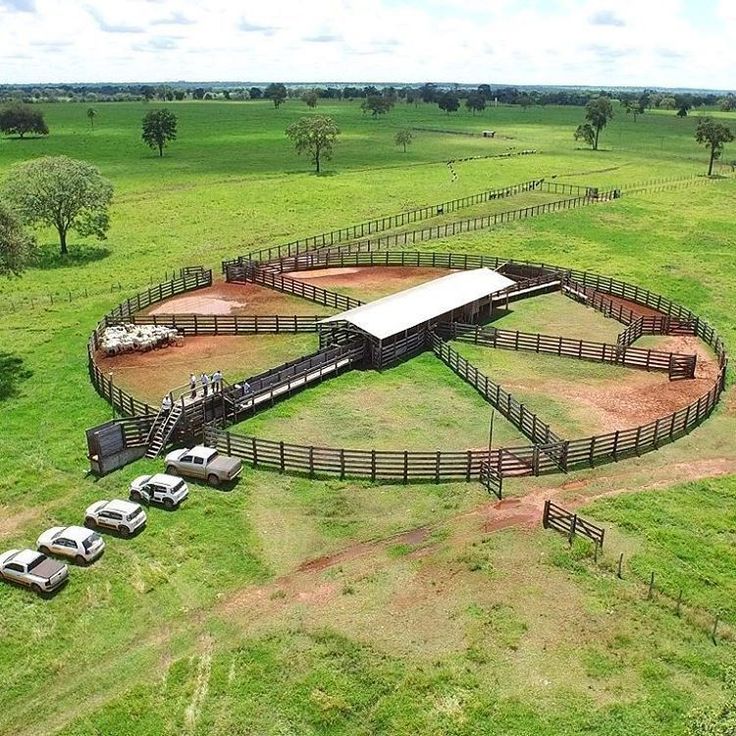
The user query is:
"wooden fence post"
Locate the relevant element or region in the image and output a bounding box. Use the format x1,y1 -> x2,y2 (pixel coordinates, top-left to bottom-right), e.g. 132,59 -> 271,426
568,514 -> 577,545
542,499 -> 550,528
647,572 -> 655,600
617,552 -> 624,579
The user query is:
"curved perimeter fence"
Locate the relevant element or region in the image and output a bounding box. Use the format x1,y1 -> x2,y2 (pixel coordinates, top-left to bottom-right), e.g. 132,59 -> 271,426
87,253 -> 728,487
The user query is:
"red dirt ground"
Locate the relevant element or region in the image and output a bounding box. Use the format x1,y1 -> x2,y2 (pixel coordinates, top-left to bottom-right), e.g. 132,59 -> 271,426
288,266 -> 452,300
95,334 -> 316,403
144,280 -> 333,316
594,292 -> 671,319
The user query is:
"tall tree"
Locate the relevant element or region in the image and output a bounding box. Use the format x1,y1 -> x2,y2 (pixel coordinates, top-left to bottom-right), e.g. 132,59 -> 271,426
2,156 -> 113,255
437,93 -> 460,114
264,83 -> 288,108
695,117 -> 734,176
0,203 -> 36,277
0,104 -> 49,138
87,107 -> 97,128
465,93 -> 486,115
141,109 -> 178,157
580,96 -> 614,150
574,123 -> 596,148
394,128 -> 414,153
286,115 -> 340,173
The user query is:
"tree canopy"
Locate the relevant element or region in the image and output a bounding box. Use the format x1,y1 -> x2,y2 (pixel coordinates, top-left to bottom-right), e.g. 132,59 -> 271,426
2,156 -> 113,255
302,90 -> 318,108
695,117 -> 734,176
621,94 -> 645,122
394,128 -> 414,152
465,93 -> 486,115
0,203 -> 36,277
87,107 -> 97,128
437,93 -> 460,114
361,96 -> 394,117
286,115 -> 340,173
141,109 -> 178,157
264,83 -> 287,108
574,123 -> 596,148
0,104 -> 49,138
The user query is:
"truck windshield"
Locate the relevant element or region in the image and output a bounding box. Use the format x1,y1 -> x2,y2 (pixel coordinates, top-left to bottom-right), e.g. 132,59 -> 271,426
128,507 -> 143,521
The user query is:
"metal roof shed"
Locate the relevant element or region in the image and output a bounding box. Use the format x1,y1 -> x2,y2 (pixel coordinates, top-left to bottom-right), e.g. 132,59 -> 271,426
320,268 -> 515,367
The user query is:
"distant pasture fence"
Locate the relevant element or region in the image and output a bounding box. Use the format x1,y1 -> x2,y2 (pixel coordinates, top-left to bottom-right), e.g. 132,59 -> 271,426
222,178 -> 547,270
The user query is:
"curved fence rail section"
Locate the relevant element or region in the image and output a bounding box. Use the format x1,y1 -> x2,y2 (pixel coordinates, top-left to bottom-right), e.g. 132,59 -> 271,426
87,252 -> 728,487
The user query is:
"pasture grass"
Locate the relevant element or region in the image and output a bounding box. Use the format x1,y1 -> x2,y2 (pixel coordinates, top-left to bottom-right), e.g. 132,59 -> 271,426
0,100 -> 734,735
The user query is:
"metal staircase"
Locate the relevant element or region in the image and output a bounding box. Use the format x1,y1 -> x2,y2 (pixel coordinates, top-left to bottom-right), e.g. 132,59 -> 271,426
145,403 -> 183,458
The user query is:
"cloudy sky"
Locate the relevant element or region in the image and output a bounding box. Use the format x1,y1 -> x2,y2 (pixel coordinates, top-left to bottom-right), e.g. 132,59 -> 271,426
1,0 -> 734,89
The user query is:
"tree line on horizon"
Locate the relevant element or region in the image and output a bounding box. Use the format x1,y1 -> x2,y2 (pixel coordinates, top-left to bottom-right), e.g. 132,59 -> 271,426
2,82 -> 734,112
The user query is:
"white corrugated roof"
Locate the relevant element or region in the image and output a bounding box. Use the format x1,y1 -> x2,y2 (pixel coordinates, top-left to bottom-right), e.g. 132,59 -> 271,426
321,268 -> 515,340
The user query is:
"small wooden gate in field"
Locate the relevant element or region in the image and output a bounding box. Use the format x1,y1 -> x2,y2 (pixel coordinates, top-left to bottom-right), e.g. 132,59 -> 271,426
542,500 -> 605,548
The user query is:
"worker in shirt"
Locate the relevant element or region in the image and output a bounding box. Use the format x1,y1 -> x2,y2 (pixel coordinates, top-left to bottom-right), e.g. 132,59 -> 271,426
201,372 -> 210,397
212,370 -> 223,393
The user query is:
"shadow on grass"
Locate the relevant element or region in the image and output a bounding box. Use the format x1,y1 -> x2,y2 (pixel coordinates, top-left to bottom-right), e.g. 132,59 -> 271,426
34,243 -> 110,270
0,352 -> 32,402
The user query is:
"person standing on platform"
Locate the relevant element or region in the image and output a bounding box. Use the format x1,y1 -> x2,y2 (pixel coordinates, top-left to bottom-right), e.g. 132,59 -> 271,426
189,373 -> 197,399
201,372 -> 210,397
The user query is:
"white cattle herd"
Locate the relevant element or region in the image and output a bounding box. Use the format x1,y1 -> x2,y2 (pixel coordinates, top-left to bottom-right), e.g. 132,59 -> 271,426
99,323 -> 181,355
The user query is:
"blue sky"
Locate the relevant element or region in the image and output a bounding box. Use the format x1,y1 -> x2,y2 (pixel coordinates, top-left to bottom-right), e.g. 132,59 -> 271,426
0,0 -> 734,89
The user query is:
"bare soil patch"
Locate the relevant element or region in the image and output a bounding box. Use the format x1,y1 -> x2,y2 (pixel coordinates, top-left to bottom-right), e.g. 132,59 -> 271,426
95,333 -> 316,404
593,292 -> 668,319
144,280 -> 332,317
288,266 -> 451,300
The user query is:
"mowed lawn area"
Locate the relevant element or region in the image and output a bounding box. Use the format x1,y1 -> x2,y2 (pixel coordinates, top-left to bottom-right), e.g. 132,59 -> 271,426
0,100 -> 735,736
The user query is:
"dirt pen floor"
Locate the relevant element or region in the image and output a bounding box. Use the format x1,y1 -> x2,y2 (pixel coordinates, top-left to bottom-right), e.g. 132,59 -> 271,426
144,280 -> 336,317
96,333 -> 318,404
288,266 -> 451,301
456,334 -> 721,439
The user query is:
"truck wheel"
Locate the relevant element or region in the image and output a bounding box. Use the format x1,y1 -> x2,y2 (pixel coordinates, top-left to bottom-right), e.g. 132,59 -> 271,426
119,526 -> 131,539
75,555 -> 86,566
166,465 -> 177,475
31,583 -> 42,595
207,474 -> 220,487
84,517 -> 96,530
39,546 -> 51,556
163,498 -> 174,510
130,491 -> 142,502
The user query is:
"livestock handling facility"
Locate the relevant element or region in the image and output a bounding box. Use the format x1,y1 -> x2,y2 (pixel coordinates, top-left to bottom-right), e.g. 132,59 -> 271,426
319,268 -> 515,369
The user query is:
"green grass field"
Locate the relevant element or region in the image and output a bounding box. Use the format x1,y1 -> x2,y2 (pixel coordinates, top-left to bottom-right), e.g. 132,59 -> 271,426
0,99 -> 735,736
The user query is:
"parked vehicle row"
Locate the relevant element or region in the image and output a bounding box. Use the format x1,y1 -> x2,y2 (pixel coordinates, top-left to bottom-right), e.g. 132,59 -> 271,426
1,445 -> 240,597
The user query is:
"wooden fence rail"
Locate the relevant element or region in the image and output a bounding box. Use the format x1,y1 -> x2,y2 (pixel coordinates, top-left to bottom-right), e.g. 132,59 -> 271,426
430,334 -> 563,446
86,254 -> 728,486
435,322 -> 697,380
226,265 -> 363,311
543,500 -> 605,547
129,313 -> 327,335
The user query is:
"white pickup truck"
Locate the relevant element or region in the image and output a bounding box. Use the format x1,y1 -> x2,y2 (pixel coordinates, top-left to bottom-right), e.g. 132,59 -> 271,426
0,548 -> 69,595
165,445 -> 242,487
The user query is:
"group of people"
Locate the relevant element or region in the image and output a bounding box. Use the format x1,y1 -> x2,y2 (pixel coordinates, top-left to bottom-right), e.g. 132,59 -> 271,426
189,370 -> 223,398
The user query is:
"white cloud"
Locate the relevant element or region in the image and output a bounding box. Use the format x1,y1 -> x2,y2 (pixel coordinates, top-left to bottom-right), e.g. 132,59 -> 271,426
0,0 -> 733,89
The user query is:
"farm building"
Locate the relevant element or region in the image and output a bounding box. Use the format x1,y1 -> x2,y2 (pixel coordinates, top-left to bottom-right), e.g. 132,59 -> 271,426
320,268 -> 515,368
